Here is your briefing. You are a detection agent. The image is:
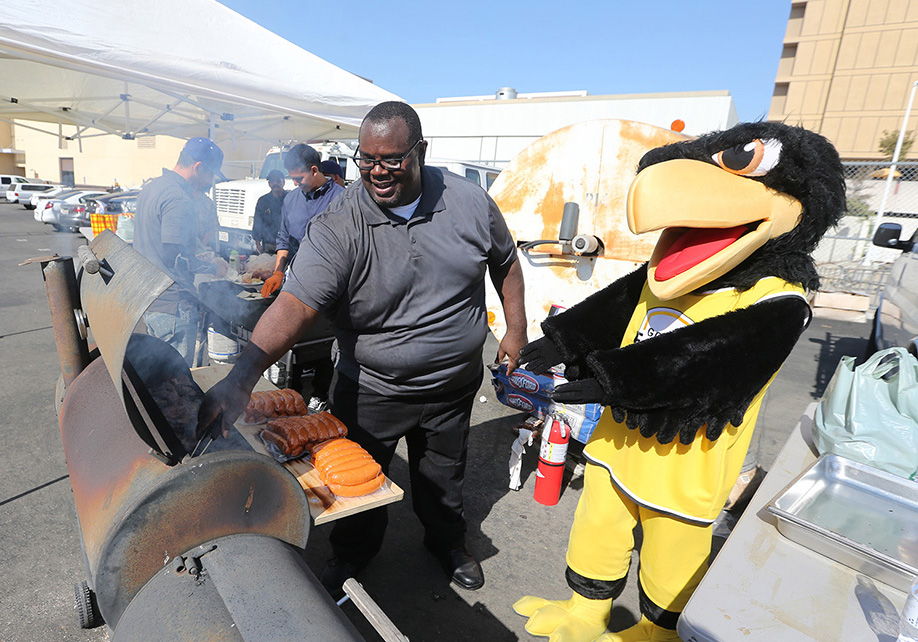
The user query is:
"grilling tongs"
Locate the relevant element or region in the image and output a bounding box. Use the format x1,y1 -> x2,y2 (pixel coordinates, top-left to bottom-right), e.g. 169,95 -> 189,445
192,411 -> 225,458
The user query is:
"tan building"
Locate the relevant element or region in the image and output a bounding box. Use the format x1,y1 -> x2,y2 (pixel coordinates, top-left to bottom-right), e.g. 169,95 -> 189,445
9,120 -> 186,188
7,120 -> 278,188
768,0 -> 918,160
0,122 -> 25,175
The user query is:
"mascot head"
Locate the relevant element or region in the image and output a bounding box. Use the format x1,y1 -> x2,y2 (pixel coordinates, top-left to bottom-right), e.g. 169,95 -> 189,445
627,121 -> 846,300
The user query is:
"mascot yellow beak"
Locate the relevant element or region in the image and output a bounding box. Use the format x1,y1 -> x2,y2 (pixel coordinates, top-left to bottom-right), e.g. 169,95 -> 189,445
627,159 -> 803,300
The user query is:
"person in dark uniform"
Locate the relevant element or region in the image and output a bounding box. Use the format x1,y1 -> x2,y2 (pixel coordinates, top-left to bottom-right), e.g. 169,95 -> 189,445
319,159 -> 346,187
252,169 -> 287,254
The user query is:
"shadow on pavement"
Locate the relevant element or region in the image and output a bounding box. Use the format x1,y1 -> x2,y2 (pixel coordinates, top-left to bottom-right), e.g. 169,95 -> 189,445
302,403 -> 530,641
807,330 -> 869,399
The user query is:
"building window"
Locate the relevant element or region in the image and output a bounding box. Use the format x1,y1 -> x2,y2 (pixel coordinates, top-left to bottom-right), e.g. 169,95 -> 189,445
137,136 -> 156,149
771,83 -> 790,116
778,44 -> 798,77
786,2 -> 806,39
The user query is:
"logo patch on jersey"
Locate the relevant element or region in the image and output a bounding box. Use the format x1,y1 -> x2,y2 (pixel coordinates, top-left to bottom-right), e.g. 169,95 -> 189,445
635,307 -> 694,342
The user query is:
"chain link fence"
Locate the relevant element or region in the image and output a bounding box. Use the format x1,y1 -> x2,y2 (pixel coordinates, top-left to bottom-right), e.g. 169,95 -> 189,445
812,160 -> 918,307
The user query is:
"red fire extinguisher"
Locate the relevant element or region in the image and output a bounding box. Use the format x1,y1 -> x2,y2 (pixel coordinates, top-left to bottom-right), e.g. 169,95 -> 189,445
534,415 -> 569,506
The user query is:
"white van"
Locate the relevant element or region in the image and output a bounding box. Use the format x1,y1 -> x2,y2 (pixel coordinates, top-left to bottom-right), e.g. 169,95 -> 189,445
6,181 -> 55,204
426,159 -> 501,191
0,175 -> 28,188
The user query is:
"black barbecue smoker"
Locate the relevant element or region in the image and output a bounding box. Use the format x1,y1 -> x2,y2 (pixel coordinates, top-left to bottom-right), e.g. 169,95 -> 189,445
36,232 -> 394,641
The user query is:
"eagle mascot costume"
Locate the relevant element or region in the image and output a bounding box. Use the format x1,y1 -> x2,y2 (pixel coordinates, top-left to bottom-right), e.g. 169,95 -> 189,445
513,121 -> 845,642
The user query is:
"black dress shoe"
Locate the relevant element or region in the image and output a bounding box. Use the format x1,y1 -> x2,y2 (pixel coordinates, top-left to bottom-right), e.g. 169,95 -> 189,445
425,544 -> 484,590
320,558 -> 365,601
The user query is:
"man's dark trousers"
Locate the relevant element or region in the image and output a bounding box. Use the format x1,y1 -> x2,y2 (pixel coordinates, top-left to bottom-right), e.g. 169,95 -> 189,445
327,369 -> 482,565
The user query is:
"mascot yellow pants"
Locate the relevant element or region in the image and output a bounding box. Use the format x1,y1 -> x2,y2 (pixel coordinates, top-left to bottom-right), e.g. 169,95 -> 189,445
567,463 -> 713,628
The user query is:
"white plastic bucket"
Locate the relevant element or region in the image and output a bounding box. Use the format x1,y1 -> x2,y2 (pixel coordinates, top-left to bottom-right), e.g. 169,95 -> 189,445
207,326 -> 241,364
263,361 -> 287,385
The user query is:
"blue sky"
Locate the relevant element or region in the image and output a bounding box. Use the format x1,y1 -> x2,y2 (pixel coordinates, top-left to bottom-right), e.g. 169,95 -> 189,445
217,0 -> 791,123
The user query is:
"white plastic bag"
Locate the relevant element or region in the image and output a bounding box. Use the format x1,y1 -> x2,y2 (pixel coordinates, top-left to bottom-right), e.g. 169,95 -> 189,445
814,348 -> 918,479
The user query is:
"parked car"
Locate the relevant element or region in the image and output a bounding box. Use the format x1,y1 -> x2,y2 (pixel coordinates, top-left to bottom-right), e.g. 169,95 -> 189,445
107,192 -> 139,242
867,222 -> 918,355
56,191 -> 109,231
6,181 -> 56,204
30,186 -> 71,214
37,190 -> 82,225
41,190 -> 109,232
21,183 -> 64,209
83,190 -> 139,237
427,158 -> 501,190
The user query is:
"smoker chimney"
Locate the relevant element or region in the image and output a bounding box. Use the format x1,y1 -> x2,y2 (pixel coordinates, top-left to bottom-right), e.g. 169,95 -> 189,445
495,87 -> 517,100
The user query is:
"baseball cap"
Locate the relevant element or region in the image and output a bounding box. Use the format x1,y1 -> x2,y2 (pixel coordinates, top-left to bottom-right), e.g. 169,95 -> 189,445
266,169 -> 286,182
319,160 -> 344,178
182,137 -> 227,181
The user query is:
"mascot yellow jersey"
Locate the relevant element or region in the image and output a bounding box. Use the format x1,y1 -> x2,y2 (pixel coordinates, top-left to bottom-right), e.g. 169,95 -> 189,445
583,276 -> 807,524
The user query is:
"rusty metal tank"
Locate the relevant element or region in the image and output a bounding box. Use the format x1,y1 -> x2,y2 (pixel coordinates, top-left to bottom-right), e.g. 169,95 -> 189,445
58,355 -> 315,628
39,234 -> 364,640
485,119 -> 689,338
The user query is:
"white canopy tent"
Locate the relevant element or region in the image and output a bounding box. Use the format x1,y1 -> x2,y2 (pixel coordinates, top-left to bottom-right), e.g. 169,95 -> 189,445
0,0 -> 401,148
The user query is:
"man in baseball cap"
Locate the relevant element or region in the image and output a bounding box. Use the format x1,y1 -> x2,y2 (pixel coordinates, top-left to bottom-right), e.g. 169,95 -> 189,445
319,159 -> 346,187
181,136 -> 228,183
132,135 -> 228,365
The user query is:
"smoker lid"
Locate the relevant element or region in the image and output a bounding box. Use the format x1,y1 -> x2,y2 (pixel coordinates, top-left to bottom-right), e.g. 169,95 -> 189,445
81,232 -> 172,402
80,231 -> 191,463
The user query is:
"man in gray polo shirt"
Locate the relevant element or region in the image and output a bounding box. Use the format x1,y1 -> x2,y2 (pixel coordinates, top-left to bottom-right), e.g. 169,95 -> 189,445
199,101 -> 527,597
134,136 -> 227,366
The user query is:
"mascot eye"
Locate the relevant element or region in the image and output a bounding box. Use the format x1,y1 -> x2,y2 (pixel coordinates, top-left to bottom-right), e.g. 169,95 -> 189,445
711,139 -> 782,177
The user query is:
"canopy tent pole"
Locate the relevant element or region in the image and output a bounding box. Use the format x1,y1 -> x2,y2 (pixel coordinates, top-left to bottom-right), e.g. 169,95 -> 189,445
5,96 -> 124,138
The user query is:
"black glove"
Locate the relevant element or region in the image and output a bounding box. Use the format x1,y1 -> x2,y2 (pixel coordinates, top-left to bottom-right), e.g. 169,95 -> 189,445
519,337 -> 564,375
551,378 -> 606,405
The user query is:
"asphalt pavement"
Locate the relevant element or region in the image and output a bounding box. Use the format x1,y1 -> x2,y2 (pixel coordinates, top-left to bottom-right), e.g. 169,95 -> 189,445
0,201 -> 870,642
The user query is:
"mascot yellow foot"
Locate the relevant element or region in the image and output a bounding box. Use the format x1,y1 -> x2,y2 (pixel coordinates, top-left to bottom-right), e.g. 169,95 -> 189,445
513,593 -> 612,642
595,616 -> 681,642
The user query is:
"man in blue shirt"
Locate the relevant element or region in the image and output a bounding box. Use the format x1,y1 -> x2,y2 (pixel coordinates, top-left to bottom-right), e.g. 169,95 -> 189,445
260,144 -> 345,298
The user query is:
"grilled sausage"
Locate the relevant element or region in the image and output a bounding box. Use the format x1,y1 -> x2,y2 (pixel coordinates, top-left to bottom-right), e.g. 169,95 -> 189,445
311,437 -> 355,460
281,389 -> 298,415
244,389 -> 308,423
261,429 -> 292,455
325,461 -> 382,485
328,474 -> 387,497
262,414 -> 350,457
318,450 -> 374,470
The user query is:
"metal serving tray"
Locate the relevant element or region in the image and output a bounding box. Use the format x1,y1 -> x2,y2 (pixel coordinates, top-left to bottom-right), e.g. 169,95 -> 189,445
766,453 -> 918,591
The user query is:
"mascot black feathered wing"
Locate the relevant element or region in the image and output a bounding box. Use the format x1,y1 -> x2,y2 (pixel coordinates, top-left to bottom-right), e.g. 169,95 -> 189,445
514,122 -> 845,642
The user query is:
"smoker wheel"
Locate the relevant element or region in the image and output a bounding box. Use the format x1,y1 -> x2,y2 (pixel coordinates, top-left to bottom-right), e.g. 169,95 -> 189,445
73,580 -> 103,629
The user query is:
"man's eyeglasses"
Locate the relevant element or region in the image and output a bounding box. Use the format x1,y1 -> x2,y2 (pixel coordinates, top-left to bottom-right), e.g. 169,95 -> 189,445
353,139 -> 422,171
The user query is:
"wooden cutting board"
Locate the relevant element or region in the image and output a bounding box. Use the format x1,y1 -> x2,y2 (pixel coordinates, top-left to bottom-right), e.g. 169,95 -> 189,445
191,364 -> 404,525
